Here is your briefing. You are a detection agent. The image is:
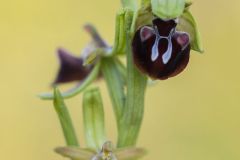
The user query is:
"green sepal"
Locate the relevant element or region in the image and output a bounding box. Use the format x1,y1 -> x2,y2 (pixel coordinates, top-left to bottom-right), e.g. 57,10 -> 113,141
114,147 -> 147,160
82,88 -> 106,150
151,0 -> 185,19
134,3 -> 153,30
55,147 -> 95,160
55,145 -> 147,160
185,0 -> 192,9
177,10 -> 204,53
53,88 -> 79,146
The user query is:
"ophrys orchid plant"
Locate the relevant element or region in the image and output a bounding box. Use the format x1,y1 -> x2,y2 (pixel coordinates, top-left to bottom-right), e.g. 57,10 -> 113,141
39,0 -> 203,159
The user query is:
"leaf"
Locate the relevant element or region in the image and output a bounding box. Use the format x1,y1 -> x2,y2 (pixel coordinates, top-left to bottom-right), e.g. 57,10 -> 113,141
53,88 -> 79,146
83,88 -> 106,150
151,0 -> 185,19
55,147 -> 95,160
177,10 -> 204,53
39,62 -> 101,100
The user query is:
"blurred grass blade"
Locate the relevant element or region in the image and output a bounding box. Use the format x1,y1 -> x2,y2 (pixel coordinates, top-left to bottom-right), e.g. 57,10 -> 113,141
101,58 -> 126,128
115,147 -> 147,160
53,88 -> 79,146
39,62 -> 101,100
83,88 -> 106,150
177,10 -> 204,53
55,147 -> 95,160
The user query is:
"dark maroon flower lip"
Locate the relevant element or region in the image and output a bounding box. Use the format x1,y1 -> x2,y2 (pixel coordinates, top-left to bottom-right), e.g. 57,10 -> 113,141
53,48 -> 93,85
132,18 -> 191,80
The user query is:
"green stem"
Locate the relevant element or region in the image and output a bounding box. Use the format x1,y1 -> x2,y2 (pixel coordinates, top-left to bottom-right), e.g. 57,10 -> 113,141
118,10 -> 147,147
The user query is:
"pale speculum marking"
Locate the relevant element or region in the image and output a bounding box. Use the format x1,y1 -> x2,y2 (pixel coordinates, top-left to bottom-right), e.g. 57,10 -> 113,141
162,29 -> 174,64
150,26 -> 174,64
151,35 -> 160,61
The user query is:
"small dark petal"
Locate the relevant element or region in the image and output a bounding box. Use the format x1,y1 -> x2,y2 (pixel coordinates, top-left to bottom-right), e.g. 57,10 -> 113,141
139,26 -> 155,42
152,18 -> 177,36
53,48 -> 92,84
174,32 -> 190,48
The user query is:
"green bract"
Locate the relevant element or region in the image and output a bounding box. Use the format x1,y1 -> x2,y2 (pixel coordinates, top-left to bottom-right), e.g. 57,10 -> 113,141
53,88 -> 79,146
83,88 -> 106,150
151,0 -> 185,19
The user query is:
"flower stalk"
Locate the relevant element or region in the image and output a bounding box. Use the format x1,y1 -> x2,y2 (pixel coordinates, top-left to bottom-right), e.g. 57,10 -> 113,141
118,9 -> 148,147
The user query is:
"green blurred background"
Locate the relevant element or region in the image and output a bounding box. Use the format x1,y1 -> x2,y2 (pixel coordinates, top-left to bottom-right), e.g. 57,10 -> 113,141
0,0 -> 240,160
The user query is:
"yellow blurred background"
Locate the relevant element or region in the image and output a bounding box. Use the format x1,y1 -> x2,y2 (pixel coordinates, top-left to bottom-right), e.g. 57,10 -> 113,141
0,0 -> 240,159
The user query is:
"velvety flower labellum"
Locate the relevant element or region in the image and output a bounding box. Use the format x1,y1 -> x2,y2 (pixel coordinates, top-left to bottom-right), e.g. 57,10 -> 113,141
53,48 -> 93,84
132,18 -> 191,80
